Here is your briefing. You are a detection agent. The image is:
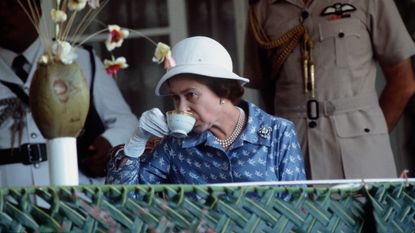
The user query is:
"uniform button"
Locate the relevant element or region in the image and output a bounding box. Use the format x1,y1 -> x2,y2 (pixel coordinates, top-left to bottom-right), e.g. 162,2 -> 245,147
364,128 -> 370,133
308,121 -> 317,128
301,11 -> 309,20
30,133 -> 37,139
338,32 -> 345,38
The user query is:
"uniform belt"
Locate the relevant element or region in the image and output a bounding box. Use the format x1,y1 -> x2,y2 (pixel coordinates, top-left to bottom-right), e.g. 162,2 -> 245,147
0,143 -> 47,166
276,93 -> 379,118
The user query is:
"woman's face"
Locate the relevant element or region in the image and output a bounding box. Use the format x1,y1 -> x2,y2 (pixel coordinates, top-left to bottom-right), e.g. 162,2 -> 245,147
168,74 -> 223,133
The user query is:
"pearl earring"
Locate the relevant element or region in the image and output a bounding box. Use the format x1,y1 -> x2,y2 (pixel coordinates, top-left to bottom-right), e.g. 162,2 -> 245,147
220,99 -> 225,105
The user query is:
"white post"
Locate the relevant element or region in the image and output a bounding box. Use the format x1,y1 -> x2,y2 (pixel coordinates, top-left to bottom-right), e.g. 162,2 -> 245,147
47,137 -> 79,186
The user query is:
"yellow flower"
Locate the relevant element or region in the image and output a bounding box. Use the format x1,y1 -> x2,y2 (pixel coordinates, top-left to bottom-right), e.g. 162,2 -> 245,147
152,42 -> 171,64
105,25 -> 129,51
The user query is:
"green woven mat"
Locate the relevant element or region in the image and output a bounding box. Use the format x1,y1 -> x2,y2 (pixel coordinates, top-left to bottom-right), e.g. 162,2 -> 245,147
0,183 -> 413,232
368,183 -> 415,233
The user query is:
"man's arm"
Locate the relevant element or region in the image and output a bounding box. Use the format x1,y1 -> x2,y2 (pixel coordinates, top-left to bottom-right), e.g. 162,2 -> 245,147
379,58 -> 415,132
79,48 -> 138,177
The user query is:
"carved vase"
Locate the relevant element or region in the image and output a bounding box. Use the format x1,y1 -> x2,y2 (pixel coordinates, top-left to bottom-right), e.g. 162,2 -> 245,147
29,62 -> 90,185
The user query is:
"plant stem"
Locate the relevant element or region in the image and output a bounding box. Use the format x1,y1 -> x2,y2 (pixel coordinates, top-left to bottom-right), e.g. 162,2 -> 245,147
56,0 -> 61,39
76,28 -> 109,46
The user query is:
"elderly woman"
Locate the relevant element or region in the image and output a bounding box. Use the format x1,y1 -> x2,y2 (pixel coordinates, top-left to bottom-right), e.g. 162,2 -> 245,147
106,36 -> 306,185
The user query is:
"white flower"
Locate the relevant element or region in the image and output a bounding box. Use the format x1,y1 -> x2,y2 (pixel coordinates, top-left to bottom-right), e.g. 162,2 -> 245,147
51,41 -> 78,64
152,42 -> 171,64
105,25 -> 129,51
152,42 -> 175,69
39,55 -> 49,65
50,9 -> 67,23
68,0 -> 88,11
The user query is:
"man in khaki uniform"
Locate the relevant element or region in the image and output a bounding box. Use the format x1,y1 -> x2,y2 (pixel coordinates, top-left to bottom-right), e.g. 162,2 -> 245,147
244,0 -> 415,179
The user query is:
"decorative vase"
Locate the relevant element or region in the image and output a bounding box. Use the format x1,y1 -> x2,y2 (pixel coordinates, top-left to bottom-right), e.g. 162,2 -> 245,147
30,62 -> 90,138
29,62 -> 90,185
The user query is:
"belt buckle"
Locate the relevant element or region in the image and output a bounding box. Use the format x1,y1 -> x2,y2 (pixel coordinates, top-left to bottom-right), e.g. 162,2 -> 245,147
307,99 -> 319,120
27,144 -> 43,168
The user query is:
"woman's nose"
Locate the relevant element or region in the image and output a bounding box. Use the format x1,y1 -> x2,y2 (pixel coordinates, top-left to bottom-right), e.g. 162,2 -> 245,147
176,100 -> 189,112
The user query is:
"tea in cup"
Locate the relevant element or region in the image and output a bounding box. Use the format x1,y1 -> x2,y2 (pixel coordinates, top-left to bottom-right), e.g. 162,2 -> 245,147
166,110 -> 196,138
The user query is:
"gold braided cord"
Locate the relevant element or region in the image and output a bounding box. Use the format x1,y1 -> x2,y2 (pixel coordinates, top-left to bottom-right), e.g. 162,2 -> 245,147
272,27 -> 304,74
248,6 -> 305,76
248,6 -> 305,49
248,6 -> 271,47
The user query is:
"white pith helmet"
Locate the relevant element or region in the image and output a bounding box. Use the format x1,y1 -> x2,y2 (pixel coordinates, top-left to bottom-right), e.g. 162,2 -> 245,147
155,36 -> 249,96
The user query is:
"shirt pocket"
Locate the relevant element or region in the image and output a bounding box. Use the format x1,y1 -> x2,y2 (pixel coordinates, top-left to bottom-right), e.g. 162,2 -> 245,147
318,18 -> 362,68
333,107 -> 388,138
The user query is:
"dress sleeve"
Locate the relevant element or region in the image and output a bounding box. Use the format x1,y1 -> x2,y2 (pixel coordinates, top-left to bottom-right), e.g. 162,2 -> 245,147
275,121 -> 306,182
105,140 -> 171,185
105,145 -> 140,185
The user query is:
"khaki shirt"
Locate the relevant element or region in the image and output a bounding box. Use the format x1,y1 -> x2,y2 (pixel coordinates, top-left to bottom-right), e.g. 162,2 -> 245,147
245,0 -> 415,179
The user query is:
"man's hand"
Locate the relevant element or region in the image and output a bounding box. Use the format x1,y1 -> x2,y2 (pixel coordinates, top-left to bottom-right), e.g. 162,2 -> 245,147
80,136 -> 112,177
380,58 -> 415,132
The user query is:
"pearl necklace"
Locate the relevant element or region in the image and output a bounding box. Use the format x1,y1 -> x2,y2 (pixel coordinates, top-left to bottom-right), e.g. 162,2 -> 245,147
215,107 -> 245,149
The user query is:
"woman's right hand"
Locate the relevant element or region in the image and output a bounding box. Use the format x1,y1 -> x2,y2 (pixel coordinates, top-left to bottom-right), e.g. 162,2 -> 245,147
124,108 -> 169,157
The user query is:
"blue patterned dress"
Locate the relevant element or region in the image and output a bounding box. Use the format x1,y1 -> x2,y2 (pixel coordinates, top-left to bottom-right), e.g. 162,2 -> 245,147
106,100 -> 306,185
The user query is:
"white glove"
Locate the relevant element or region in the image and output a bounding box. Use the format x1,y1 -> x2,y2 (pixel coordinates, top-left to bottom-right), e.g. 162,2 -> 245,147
124,108 -> 169,158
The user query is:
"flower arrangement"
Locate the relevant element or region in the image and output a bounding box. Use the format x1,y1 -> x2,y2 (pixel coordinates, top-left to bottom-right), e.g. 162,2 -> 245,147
18,0 -> 175,76
17,0 -> 177,186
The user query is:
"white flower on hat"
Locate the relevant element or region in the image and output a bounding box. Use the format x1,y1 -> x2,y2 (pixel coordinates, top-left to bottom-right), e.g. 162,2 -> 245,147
152,42 -> 171,63
152,42 -> 176,69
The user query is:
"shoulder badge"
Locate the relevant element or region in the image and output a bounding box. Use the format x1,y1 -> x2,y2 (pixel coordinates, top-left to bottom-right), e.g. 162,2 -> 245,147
321,3 -> 356,19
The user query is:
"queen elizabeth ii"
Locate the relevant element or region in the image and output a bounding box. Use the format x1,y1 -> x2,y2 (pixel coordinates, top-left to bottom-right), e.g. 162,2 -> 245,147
106,36 -> 306,185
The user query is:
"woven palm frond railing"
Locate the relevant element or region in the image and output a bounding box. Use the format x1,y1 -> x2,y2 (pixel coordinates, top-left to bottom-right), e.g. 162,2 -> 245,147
368,183 -> 415,233
0,182 -> 414,232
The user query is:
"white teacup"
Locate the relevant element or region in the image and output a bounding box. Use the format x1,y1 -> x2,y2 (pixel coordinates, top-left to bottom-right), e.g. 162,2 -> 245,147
166,110 -> 196,138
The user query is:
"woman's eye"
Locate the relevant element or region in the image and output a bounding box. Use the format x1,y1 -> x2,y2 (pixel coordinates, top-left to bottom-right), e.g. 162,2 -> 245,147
171,95 -> 180,103
185,92 -> 199,100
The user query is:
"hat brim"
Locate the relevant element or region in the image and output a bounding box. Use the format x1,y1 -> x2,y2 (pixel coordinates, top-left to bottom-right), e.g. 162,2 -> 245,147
155,64 -> 250,96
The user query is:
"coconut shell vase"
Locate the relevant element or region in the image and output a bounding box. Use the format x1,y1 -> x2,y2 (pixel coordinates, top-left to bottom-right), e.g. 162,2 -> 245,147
29,62 -> 90,185
30,62 -> 90,138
